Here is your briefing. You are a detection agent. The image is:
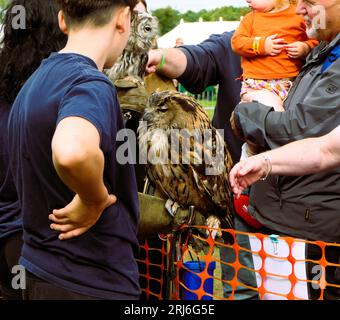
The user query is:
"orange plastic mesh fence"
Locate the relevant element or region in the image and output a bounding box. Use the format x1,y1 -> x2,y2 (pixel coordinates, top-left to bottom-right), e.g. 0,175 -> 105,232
137,226 -> 340,300
137,237 -> 168,301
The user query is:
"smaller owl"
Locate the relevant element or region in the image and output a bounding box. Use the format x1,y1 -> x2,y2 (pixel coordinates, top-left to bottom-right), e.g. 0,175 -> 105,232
107,11 -> 159,82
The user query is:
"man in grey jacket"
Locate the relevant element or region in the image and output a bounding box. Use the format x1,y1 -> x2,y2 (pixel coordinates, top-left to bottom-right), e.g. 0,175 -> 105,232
232,0 -> 340,299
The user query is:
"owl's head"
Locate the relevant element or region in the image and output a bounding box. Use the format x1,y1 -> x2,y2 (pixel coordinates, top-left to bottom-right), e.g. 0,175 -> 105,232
126,12 -> 159,53
142,91 -> 211,130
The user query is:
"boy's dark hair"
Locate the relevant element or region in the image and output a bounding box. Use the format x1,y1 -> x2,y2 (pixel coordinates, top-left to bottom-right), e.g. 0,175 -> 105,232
0,0 -> 67,104
57,0 -> 138,28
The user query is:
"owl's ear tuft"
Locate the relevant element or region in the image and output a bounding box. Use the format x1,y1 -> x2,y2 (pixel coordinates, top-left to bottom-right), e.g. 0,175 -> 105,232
149,91 -> 172,107
170,95 -> 196,112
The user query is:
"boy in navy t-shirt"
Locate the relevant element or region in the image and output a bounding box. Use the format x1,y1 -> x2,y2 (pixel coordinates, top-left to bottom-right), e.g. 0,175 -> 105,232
8,0 -> 140,300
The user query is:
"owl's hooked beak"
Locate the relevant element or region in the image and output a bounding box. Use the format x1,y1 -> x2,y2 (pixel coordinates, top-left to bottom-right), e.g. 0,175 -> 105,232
142,111 -> 154,123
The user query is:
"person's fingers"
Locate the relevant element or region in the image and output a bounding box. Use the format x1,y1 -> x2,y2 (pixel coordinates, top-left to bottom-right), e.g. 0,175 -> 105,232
273,38 -> 285,44
284,44 -> 296,49
52,208 -> 69,218
273,44 -> 286,50
268,34 -> 278,40
48,214 -> 69,224
59,228 -> 87,241
50,223 -> 74,233
146,65 -> 157,74
286,47 -> 298,52
238,166 -> 253,177
233,186 -> 243,199
230,175 -> 238,189
106,194 -> 117,207
270,50 -> 281,56
287,51 -> 299,58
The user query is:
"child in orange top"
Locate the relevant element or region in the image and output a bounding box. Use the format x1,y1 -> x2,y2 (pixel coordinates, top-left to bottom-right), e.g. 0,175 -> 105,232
231,0 -> 318,157
232,0 -> 318,111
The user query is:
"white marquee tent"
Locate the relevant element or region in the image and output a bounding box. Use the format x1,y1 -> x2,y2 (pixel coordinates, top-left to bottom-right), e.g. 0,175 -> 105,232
157,18 -> 241,48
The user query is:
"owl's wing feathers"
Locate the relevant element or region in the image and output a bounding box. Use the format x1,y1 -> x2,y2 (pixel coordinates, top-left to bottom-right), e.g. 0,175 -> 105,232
142,91 -> 235,230
137,53 -> 149,80
146,126 -> 234,229
190,130 -> 235,229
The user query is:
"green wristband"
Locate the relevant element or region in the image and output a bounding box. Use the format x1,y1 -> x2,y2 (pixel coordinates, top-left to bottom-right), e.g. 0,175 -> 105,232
157,52 -> 166,71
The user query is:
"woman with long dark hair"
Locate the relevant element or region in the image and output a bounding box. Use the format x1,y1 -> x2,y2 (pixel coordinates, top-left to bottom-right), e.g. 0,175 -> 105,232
0,0 -> 66,299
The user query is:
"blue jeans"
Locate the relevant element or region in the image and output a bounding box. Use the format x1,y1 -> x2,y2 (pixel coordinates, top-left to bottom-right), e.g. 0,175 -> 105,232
220,215 -> 259,300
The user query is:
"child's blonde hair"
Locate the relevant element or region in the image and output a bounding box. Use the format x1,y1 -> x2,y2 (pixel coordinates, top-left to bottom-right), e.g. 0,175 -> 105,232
275,0 -> 297,9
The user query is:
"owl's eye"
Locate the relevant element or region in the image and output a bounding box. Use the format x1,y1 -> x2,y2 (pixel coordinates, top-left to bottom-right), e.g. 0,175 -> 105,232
144,26 -> 152,32
158,106 -> 168,113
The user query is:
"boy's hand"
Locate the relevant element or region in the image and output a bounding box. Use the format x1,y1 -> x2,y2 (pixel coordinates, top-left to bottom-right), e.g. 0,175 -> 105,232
49,193 -> 117,240
285,41 -> 310,59
264,34 -> 286,56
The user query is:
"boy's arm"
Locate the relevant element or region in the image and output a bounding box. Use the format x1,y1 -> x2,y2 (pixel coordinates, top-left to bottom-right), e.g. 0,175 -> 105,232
50,116 -> 116,240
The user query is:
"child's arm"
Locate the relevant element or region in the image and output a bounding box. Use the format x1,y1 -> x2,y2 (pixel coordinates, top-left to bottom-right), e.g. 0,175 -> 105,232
232,13 -> 285,57
50,116 -> 117,240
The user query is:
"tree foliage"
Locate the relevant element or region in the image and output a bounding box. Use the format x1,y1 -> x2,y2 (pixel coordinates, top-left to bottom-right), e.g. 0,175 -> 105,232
0,0 -> 9,23
152,6 -> 250,36
0,0 -> 8,8
151,6 -> 181,35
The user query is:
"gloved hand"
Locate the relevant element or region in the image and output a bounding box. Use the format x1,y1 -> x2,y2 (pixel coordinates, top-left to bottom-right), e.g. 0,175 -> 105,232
113,76 -> 148,114
137,193 -> 206,239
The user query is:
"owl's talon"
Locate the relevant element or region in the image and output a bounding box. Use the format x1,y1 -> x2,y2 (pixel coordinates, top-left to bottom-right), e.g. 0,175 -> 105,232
165,199 -> 180,217
205,215 -> 222,240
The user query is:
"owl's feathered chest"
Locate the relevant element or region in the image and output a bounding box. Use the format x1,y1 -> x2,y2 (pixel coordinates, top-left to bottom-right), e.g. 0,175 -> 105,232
109,50 -> 148,81
139,123 -> 233,214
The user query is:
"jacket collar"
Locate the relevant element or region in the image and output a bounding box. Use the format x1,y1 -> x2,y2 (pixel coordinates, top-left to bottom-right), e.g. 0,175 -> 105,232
302,33 -> 340,71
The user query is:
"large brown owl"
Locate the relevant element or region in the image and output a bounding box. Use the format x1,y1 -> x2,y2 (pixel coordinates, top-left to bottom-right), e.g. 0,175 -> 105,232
138,91 -> 235,239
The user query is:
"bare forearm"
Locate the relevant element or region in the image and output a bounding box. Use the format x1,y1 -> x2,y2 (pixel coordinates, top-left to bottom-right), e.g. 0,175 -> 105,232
267,138 -> 324,175
53,150 -> 108,205
230,127 -> 340,197
265,127 -> 340,175
147,48 -> 187,79
52,117 -> 109,205
158,48 -> 187,78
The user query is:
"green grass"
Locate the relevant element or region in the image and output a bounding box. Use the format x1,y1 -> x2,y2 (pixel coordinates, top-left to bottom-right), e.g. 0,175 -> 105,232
205,107 -> 215,120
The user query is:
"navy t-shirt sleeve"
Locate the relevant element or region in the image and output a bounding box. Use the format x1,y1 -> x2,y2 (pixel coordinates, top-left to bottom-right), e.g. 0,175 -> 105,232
57,80 -> 117,152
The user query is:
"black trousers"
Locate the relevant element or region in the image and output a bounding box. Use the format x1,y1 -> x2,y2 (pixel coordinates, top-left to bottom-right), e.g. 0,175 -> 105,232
0,232 -> 23,300
23,271 -> 140,300
23,272 -> 99,300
